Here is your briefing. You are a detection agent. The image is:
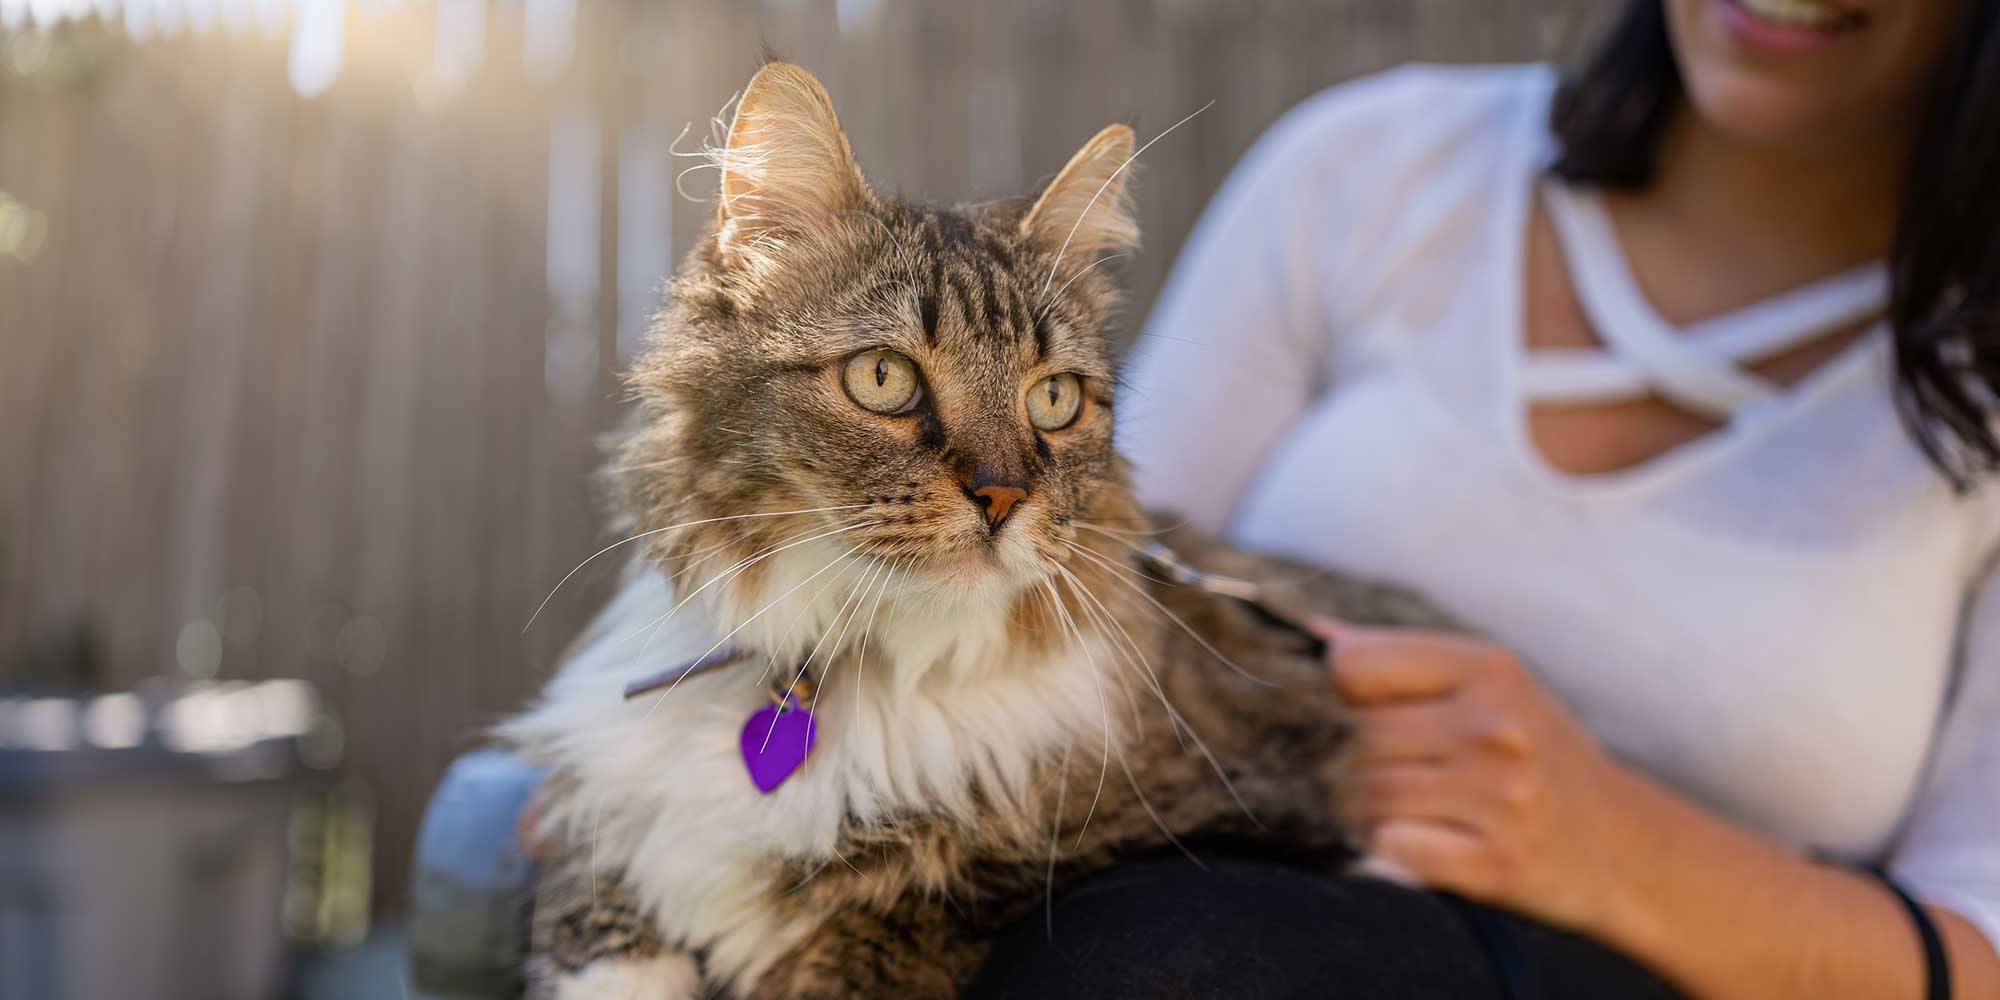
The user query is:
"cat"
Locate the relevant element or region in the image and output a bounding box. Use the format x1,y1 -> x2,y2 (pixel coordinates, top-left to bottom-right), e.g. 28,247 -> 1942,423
500,59 -> 1457,1000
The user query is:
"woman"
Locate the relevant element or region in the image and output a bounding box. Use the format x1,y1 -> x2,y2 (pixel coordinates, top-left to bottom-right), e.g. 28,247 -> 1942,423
971,1 -> 2000,997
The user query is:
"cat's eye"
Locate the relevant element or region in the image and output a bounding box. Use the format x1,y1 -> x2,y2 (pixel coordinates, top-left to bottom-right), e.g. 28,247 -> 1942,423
842,349 -> 922,414
1026,373 -> 1084,431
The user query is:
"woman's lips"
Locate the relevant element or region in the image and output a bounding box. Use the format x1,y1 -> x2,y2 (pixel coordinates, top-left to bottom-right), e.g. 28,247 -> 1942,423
1718,0 -> 1868,56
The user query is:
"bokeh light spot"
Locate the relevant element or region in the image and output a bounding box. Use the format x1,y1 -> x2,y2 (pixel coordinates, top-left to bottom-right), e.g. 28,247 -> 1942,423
177,619 -> 224,678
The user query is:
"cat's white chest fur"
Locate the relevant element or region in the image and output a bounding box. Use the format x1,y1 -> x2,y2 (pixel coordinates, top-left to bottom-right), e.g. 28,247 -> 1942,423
507,547 -> 1119,989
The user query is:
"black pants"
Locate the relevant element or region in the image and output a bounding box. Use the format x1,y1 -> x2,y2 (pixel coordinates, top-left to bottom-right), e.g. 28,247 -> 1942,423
966,857 -> 1687,1000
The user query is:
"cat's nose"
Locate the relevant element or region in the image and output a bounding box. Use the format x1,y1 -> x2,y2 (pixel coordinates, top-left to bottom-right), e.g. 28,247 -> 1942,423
965,482 -> 1028,529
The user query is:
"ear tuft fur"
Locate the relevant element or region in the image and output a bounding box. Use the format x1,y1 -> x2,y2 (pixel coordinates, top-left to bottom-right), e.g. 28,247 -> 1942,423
713,61 -> 871,263
1020,124 -> 1140,260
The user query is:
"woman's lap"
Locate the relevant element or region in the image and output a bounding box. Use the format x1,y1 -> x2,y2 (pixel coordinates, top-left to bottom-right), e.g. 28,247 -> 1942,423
965,856 -> 1685,1000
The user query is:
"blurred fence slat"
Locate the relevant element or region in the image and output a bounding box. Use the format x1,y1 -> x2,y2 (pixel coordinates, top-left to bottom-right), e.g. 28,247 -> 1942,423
0,0 -> 1592,914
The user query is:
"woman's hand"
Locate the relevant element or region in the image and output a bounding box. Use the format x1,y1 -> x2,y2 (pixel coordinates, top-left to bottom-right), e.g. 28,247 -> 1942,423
1314,620 -> 1646,932
1314,620 -> 2000,999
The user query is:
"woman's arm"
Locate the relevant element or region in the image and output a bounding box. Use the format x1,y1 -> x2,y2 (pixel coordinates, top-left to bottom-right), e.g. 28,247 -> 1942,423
1119,83 -> 1377,530
1587,759 -> 1999,999
1320,620 -> 2000,999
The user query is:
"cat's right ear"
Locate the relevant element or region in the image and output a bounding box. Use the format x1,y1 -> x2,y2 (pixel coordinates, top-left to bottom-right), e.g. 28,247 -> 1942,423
714,61 -> 871,264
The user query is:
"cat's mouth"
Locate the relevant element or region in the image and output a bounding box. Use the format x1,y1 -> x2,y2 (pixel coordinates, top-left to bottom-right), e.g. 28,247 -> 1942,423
925,546 -> 1003,574
877,514 -> 1053,594
918,527 -> 1024,572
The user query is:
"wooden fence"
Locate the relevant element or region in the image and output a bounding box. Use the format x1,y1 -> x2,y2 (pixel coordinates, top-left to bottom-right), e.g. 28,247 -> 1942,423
0,0 -> 1598,915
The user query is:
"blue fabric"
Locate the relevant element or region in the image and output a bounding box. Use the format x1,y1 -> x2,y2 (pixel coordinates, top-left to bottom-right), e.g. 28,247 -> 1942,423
408,751 -> 548,1000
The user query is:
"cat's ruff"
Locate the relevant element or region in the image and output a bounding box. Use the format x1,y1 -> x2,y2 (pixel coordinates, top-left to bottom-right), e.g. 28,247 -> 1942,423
504,542 -> 1127,988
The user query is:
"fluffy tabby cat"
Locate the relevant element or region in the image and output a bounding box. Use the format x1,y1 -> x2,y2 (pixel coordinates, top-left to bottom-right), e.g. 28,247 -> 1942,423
503,60 -> 1454,1000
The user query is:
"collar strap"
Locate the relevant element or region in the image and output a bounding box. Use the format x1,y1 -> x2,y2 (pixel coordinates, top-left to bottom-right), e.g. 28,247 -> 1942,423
621,648 -> 821,708
622,648 -> 748,700
1136,542 -> 1326,658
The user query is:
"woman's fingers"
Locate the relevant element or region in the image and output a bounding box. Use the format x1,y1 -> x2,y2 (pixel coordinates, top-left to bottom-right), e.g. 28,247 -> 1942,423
1319,626 -> 1568,906
1348,761 -> 1462,824
1366,819 -> 1501,897
1329,628 -> 1490,704
1347,701 -> 1462,763
1307,616 -> 1351,646
1346,758 -> 1511,830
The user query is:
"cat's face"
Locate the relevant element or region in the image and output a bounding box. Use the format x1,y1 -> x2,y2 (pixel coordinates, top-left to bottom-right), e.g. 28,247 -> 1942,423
619,62 -> 1142,617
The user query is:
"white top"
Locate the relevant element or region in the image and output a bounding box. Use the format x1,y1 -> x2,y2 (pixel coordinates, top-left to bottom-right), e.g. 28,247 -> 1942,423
1120,63 -> 2000,952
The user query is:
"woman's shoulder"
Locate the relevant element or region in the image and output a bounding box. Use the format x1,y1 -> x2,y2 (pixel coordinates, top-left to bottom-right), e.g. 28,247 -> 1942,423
1197,63 -> 1556,333
1245,62 -> 1558,187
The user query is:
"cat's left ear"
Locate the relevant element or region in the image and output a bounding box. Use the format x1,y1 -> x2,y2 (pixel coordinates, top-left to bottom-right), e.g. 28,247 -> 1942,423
1020,124 -> 1139,257
715,61 -> 871,260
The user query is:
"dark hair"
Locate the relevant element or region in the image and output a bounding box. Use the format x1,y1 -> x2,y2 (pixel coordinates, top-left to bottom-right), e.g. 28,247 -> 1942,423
1550,1 -> 2000,491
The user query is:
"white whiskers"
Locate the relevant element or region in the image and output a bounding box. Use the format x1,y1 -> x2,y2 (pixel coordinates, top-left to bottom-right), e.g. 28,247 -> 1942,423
523,503 -> 871,633
641,535 -> 878,720
621,518 -> 876,649
756,546 -> 875,687
1062,541 -> 1275,688
1032,252 -> 1128,326
1039,578 -> 1111,851
765,558 -> 886,751
1045,739 -> 1073,943
1052,562 -> 1166,742
1054,546 -> 1264,832
851,565 -> 901,709
1035,101 -> 1215,304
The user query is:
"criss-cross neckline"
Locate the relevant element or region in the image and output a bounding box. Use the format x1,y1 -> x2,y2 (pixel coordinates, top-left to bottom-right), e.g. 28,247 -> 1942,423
1523,181 -> 1888,422
1495,169 -> 1890,497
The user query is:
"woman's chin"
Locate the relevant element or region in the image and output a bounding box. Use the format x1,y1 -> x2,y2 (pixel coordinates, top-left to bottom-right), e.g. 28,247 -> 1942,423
1686,72 -> 1859,151
1670,0 -> 1963,158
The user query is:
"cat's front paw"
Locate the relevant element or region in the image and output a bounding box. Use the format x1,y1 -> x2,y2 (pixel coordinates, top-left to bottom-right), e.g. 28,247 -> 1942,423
552,953 -> 702,1000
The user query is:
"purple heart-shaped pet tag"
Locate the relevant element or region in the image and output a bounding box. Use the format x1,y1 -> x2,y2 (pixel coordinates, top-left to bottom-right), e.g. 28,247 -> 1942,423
741,695 -> 817,794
